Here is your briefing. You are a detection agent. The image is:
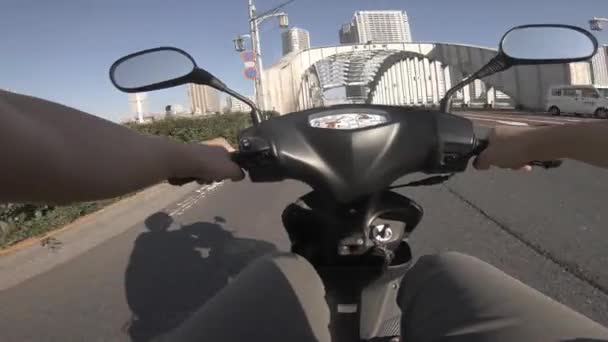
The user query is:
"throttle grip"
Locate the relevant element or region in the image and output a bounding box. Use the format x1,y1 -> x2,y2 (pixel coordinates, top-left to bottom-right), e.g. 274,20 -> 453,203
472,138 -> 489,156
230,151 -> 243,166
167,152 -> 245,186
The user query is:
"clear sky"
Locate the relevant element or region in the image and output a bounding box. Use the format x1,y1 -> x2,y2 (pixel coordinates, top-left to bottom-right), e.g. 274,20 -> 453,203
2,0 -> 607,121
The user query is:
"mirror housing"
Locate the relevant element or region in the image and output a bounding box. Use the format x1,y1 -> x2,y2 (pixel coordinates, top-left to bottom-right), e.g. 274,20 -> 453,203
500,24 -> 598,65
109,47 -> 263,125
109,47 -> 226,93
440,24 -> 598,113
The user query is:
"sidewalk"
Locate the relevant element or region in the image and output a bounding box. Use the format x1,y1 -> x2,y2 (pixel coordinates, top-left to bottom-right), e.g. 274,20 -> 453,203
0,182 -> 199,291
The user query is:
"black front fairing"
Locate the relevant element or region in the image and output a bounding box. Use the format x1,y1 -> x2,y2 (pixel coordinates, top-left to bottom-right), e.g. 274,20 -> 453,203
237,104 -> 476,204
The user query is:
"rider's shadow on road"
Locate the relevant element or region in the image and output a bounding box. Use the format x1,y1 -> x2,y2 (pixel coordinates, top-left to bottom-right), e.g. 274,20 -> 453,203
124,212 -> 277,342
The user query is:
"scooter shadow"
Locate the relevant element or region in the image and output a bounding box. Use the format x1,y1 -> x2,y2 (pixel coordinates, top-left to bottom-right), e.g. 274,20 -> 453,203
124,212 -> 277,342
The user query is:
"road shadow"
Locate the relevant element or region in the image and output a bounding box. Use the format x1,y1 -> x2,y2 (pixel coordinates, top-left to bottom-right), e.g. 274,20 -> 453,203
124,212 -> 277,342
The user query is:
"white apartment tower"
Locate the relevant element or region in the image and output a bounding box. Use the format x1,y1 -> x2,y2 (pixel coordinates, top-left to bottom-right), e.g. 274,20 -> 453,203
188,84 -> 221,115
282,27 -> 311,55
340,10 -> 412,44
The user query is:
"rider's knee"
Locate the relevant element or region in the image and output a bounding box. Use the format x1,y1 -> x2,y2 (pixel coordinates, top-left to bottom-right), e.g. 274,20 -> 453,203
398,252 -> 488,301
415,251 -> 484,272
248,252 -> 324,288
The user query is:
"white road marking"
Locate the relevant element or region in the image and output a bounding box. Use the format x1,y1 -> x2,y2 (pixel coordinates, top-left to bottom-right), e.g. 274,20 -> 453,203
496,120 -> 529,126
462,113 -> 565,125
465,116 -> 532,126
168,182 -> 224,217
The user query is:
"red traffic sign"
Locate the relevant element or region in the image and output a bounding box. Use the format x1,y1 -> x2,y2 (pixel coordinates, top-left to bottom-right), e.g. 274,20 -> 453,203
244,66 -> 257,80
241,50 -> 256,63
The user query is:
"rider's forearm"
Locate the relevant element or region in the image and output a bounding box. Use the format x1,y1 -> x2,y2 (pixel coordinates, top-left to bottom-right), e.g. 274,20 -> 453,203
523,122 -> 608,168
0,90 -> 189,204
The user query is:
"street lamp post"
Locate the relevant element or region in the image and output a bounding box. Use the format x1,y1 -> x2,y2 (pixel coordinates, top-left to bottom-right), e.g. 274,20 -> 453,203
590,17 -> 608,31
235,0 -> 291,111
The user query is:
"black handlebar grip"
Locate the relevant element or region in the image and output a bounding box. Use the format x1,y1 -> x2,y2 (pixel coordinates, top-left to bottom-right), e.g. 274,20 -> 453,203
167,152 -> 245,187
230,151 -> 243,166
472,138 -> 489,156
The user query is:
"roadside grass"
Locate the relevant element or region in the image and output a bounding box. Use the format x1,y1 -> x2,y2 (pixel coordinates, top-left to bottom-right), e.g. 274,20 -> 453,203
0,200 -> 119,249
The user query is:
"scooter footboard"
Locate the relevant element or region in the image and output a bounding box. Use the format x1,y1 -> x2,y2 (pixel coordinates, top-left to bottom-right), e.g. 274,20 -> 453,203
360,241 -> 412,340
316,241 -> 412,342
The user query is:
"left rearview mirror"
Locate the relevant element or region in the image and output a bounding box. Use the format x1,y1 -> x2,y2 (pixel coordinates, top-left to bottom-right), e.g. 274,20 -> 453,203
109,47 -> 196,93
109,46 -> 265,125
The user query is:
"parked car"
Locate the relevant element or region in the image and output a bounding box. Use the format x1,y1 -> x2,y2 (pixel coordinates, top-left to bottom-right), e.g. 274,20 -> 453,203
547,85 -> 608,118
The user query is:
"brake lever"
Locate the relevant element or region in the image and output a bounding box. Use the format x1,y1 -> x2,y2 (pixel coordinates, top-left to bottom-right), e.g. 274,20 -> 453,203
472,139 -> 562,169
168,177 -> 200,186
529,160 -> 563,169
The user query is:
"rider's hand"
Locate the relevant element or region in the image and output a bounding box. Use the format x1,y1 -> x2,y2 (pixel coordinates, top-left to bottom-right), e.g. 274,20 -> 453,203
474,126 -> 534,172
172,137 -> 244,183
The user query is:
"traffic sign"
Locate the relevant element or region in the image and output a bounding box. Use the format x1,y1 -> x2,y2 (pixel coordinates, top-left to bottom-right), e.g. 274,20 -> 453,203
244,61 -> 255,68
241,50 -> 256,63
244,66 -> 257,80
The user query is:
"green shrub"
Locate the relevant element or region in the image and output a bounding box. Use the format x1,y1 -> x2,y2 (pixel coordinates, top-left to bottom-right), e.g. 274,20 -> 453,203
126,112 -> 252,145
0,200 -> 117,248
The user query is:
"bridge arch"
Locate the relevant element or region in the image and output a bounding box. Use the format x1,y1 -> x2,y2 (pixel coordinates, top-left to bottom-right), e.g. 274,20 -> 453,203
263,43 -> 577,114
366,51 -> 517,107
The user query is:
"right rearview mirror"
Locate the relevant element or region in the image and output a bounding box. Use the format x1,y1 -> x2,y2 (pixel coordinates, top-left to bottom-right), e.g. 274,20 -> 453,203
500,25 -> 598,64
440,24 -> 598,113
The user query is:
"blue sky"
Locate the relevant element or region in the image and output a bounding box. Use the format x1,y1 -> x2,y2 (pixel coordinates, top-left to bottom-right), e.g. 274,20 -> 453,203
1,0 -> 607,121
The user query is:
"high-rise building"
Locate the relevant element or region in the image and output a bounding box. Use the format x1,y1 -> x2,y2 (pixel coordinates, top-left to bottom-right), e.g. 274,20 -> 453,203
339,23 -> 357,44
226,95 -> 256,113
188,84 -> 221,114
339,10 -> 412,44
281,27 -> 311,55
128,93 -> 148,122
592,45 -> 608,86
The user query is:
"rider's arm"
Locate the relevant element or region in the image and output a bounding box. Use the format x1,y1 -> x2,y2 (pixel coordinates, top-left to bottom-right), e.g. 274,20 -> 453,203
476,122 -> 608,170
0,90 -> 242,204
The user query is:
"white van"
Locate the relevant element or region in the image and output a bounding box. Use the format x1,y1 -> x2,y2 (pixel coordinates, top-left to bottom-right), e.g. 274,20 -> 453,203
547,85 -> 608,118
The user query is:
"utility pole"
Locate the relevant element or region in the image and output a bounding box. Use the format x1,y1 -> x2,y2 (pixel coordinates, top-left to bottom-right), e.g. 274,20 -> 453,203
590,17 -> 608,31
238,0 -> 291,111
248,0 -> 264,110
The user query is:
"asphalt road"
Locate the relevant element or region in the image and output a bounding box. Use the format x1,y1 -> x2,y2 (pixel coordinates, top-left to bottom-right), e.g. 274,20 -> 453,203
1,112 -> 608,341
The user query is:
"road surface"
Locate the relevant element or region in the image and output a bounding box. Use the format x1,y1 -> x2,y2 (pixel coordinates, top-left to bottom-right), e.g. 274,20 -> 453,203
1,112 -> 608,341
458,109 -> 601,127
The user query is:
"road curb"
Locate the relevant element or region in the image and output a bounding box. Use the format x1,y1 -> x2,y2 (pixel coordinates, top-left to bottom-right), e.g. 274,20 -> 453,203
0,182 -> 199,291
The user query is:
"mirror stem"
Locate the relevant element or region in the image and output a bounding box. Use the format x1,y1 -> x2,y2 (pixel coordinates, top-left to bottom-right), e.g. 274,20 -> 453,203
223,87 -> 263,126
439,55 -> 508,113
192,68 -> 263,126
